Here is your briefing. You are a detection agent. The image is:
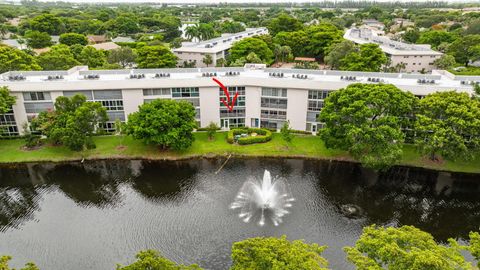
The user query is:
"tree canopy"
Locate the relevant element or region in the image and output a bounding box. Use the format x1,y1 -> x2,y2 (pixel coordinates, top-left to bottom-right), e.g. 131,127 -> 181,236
31,94 -> 107,151
125,99 -> 196,150
135,45 -> 177,68
319,83 -> 416,169
414,91 -> 480,161
0,87 -> 16,115
0,256 -> 39,270
59,33 -> 88,46
229,37 -> 274,65
116,250 -> 202,270
36,44 -> 80,70
24,30 -> 53,49
267,13 -> 304,37
340,43 -> 387,72
231,236 -> 329,270
344,225 -> 472,270
0,45 -> 41,73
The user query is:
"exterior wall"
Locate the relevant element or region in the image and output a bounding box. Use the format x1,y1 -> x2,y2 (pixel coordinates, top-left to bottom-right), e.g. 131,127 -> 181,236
286,88 -> 308,131
175,52 -> 219,68
122,89 -> 143,120
11,92 -> 27,133
390,54 -> 441,73
245,86 -> 262,127
199,86 -> 220,127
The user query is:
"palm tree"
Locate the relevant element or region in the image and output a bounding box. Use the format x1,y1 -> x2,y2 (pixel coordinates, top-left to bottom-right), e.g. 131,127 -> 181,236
274,44 -> 282,64
198,23 -> 215,41
280,46 -> 292,63
202,54 -> 213,67
185,25 -> 200,42
216,58 -> 227,67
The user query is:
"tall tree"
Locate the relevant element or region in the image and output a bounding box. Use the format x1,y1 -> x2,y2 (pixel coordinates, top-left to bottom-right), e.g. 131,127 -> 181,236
31,94 -> 107,151
340,43 -> 387,72
433,54 -> 456,70
36,44 -> 80,70
126,99 -> 196,150
25,13 -> 65,35
59,33 -> 88,46
229,37 -> 273,65
448,35 -> 480,66
415,91 -> 480,161
304,23 -> 344,60
78,46 -> 106,68
107,47 -> 136,68
417,30 -> 456,49
0,86 -> 16,115
0,45 -> 41,73
325,40 -> 356,69
345,225 -> 471,270
231,236 -> 328,270
135,45 -> 177,68
24,30 -> 53,49
319,83 -> 416,169
267,13 -> 304,36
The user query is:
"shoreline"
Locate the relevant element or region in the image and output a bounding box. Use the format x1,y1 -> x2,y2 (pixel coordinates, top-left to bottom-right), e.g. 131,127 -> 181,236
0,133 -> 479,174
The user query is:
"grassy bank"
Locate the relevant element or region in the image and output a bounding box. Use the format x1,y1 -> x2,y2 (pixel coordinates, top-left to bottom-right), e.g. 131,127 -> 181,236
0,132 -> 479,174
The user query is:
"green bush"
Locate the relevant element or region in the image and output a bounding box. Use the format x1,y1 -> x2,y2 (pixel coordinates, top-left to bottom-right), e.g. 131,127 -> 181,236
227,128 -> 272,145
291,129 -> 312,135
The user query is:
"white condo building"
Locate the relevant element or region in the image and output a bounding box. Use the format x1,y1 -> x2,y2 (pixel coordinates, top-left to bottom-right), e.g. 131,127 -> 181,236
173,28 -> 268,68
345,28 -> 443,73
0,65 -> 476,136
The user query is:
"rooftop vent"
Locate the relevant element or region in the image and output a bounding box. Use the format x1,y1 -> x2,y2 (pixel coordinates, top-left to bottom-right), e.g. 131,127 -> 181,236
367,77 -> 383,83
292,74 -> 308,79
417,79 -> 435,84
225,71 -> 240,76
269,72 -> 284,78
129,74 -> 145,79
84,74 -> 100,80
154,73 -> 170,78
341,75 -> 357,81
47,75 -> 64,80
202,72 -> 217,77
8,75 -> 26,81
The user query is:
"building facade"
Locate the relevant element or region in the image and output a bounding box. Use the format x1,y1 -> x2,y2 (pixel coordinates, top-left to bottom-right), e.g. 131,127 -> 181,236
173,28 -> 268,68
345,28 -> 443,73
0,66 -> 475,136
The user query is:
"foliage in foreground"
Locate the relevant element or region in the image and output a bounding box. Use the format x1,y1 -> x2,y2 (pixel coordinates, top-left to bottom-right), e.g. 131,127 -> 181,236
344,225 -> 473,270
0,256 -> 38,270
116,250 -> 202,270
231,236 -> 329,270
319,83 -> 416,170
0,87 -> 16,115
31,94 -> 107,151
125,99 -> 196,150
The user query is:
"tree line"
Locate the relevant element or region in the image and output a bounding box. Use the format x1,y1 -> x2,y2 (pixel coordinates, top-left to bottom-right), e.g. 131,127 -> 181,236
2,225 -> 479,270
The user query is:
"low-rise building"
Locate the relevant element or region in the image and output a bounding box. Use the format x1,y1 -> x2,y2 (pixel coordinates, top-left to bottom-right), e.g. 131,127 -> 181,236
173,28 -> 268,68
0,66 -> 474,137
345,28 -> 443,73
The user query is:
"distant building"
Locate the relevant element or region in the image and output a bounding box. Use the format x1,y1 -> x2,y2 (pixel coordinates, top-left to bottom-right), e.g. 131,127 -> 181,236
91,42 -> 120,51
1,39 -> 26,50
173,27 -> 268,68
362,19 -> 385,31
112,36 -> 135,43
345,28 -> 442,73
87,35 -> 108,44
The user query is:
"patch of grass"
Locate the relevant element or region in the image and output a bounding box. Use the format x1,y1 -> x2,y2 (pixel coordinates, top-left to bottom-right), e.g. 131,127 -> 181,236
0,133 -> 479,174
449,66 -> 480,76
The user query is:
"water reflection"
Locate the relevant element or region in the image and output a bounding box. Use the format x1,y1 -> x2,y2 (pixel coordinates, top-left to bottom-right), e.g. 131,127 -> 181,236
0,159 -> 478,269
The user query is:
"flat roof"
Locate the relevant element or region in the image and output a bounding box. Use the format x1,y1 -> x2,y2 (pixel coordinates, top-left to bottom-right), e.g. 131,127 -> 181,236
173,27 -> 268,54
345,28 -> 443,56
0,66 -> 475,96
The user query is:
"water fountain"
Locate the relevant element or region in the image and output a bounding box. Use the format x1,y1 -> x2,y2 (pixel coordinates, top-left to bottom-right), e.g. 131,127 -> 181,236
230,170 -> 294,226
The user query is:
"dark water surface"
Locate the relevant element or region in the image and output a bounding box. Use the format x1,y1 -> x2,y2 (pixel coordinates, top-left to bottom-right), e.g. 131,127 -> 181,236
0,159 -> 479,270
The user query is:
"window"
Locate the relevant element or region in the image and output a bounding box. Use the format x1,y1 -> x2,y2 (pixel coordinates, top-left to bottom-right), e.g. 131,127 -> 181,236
261,109 -> 286,120
308,100 -> 324,111
308,90 -> 330,100
24,102 -> 54,114
101,100 -> 124,111
261,98 -> 287,109
143,88 -> 171,96
261,87 -> 287,97
93,90 -> 122,100
220,108 -> 245,118
219,86 -> 245,96
306,111 -> 320,122
172,87 -> 199,98
23,92 -> 51,101
107,111 -> 125,121
63,90 -> 93,100
176,98 -> 200,107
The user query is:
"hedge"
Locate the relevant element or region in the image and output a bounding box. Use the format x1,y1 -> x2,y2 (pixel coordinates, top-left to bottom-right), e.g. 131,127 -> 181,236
227,128 -> 272,145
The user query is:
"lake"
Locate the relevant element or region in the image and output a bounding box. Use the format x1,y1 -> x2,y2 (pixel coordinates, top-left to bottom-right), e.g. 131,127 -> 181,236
0,158 -> 479,269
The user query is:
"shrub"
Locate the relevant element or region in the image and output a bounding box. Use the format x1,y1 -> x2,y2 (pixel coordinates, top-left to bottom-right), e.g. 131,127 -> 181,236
227,128 -> 272,145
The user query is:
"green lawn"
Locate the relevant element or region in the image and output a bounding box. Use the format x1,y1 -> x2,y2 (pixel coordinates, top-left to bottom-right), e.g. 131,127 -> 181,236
0,132 -> 479,174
